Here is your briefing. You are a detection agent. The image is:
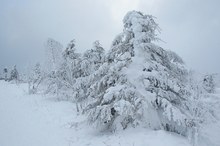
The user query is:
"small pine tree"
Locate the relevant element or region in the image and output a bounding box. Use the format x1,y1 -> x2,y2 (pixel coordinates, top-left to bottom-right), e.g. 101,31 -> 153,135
63,39 -> 80,61
28,63 -> 43,94
10,65 -> 19,81
3,68 -> 8,81
203,74 -> 215,93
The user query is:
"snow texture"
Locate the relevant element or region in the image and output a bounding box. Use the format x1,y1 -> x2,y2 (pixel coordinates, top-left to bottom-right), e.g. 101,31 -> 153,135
0,81 -> 192,146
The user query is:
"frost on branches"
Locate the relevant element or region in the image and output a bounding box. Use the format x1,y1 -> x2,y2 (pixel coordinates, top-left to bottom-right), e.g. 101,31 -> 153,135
28,63 -> 44,94
9,65 -> 19,81
84,11 -> 194,134
45,38 -> 63,73
202,74 -> 215,93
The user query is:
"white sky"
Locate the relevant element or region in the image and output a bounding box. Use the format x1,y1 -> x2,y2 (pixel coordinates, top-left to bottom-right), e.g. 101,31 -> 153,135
0,0 -> 220,73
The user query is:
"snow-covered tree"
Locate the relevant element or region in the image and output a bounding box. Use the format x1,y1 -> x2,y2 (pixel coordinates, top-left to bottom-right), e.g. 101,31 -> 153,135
84,11 -> 196,135
44,39 -> 83,100
45,38 -> 63,73
3,68 -> 8,81
9,65 -> 19,81
203,74 -> 215,93
81,41 -> 105,76
59,40 -> 106,110
63,39 -> 80,61
28,63 -> 43,94
43,38 -> 67,96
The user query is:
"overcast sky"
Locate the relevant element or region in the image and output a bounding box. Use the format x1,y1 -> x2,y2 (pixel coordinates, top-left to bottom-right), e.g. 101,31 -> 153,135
0,0 -> 219,73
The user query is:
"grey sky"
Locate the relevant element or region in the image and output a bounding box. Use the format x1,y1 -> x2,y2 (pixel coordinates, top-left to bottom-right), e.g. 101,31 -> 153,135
0,0 -> 219,73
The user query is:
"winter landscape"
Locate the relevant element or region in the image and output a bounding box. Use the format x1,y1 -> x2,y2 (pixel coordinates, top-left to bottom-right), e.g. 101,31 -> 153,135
1,1 -> 220,146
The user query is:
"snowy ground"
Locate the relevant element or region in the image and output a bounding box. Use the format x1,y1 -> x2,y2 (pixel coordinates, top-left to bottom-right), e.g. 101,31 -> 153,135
198,87 -> 220,146
0,80 -> 213,146
0,81 -> 75,146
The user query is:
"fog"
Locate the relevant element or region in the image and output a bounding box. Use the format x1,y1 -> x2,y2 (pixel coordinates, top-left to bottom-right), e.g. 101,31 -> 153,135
0,0 -> 219,73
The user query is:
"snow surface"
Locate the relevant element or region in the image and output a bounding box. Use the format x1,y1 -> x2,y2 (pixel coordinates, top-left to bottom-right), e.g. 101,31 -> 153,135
198,87 -> 220,146
0,81 -> 194,146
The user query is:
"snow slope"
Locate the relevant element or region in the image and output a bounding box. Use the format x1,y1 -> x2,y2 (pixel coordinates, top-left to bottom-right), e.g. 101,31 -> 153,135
0,81 -> 192,146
